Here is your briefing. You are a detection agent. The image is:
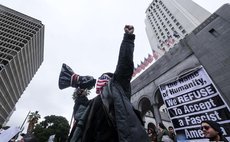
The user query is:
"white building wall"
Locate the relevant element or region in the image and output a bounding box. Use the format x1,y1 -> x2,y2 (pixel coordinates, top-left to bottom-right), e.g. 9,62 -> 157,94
145,0 -> 211,56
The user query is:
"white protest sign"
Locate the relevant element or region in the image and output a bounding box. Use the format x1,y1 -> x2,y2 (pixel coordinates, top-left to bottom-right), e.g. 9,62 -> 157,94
159,67 -> 230,141
0,126 -> 21,142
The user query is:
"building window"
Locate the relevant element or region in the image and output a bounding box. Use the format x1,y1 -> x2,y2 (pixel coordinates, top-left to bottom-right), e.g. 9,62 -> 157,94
182,29 -> 186,34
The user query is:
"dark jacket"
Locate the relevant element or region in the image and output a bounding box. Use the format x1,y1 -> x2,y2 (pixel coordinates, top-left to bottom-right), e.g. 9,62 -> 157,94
108,33 -> 149,142
209,135 -> 229,142
73,95 -> 89,120
220,135 -> 228,142
71,33 -> 149,142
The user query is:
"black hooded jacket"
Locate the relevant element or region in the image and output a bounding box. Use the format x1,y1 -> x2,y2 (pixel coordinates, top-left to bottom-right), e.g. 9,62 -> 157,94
71,33 -> 150,142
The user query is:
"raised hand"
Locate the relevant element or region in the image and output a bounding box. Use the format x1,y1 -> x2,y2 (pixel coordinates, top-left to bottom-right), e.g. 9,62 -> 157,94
124,25 -> 134,34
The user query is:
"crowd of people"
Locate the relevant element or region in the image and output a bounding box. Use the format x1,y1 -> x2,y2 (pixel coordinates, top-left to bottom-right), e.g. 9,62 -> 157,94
146,120 -> 228,142
147,122 -> 176,142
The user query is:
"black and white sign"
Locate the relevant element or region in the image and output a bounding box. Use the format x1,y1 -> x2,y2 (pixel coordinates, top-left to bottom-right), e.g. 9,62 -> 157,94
159,67 -> 230,141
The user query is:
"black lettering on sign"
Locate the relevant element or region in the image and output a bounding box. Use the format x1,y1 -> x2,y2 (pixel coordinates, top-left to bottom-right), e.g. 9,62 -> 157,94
165,98 -> 177,107
167,95 -> 224,117
176,127 -> 204,140
176,124 -> 230,141
171,108 -> 230,128
164,84 -> 217,107
185,129 -> 204,139
168,77 -> 208,95
178,71 -> 199,84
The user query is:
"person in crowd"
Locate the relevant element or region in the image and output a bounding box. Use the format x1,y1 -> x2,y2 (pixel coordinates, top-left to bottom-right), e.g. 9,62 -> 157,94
20,133 -> 38,142
68,88 -> 90,142
168,126 -> 177,142
64,25 -> 150,142
157,122 -> 173,142
147,122 -> 157,142
201,120 -> 228,142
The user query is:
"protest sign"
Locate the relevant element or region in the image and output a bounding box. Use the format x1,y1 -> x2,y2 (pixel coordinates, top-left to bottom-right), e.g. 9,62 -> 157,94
0,126 -> 21,142
159,66 -> 230,141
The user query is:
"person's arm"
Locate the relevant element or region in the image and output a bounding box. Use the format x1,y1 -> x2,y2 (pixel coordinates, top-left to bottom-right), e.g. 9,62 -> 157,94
113,25 -> 135,99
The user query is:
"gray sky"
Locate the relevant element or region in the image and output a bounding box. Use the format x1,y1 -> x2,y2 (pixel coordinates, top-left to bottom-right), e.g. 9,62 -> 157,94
1,0 -> 229,131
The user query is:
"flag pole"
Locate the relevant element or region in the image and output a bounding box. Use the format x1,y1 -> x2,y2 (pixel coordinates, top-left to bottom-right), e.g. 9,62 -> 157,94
20,111 -> 31,130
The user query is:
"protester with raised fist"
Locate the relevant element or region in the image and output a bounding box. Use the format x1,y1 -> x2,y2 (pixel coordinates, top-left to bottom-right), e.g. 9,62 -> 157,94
68,25 -> 149,142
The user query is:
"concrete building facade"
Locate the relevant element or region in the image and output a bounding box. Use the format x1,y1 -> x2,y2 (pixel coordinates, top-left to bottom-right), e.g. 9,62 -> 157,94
0,5 -> 44,125
145,0 -> 210,56
131,4 -> 230,140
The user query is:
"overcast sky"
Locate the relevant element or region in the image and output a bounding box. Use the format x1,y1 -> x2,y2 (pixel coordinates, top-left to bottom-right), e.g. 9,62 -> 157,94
1,0 -> 229,131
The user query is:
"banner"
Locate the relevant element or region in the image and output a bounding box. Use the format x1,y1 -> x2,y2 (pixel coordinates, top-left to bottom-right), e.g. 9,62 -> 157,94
0,126 -> 21,142
159,67 -> 230,141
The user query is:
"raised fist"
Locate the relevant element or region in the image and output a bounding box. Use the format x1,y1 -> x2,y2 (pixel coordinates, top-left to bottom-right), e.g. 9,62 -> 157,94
124,25 -> 134,34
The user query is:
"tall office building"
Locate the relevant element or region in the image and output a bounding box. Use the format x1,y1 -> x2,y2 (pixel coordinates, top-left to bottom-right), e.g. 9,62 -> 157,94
145,0 -> 210,56
0,5 -> 44,125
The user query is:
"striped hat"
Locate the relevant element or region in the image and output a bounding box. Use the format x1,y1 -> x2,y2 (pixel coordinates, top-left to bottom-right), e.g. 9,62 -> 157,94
96,73 -> 113,94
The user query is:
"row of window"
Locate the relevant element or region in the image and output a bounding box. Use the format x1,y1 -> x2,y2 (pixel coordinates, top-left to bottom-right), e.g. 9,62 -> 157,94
0,16 -> 36,34
1,30 -> 27,44
0,45 -> 18,55
0,21 -> 34,38
0,36 -> 24,47
148,8 -> 175,40
148,1 -> 186,42
0,41 -> 21,52
0,52 -> 14,61
0,12 -> 39,31
0,26 -> 31,40
0,9 -> 41,28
